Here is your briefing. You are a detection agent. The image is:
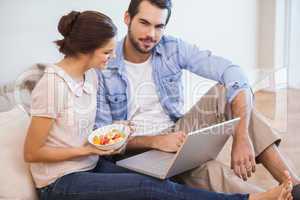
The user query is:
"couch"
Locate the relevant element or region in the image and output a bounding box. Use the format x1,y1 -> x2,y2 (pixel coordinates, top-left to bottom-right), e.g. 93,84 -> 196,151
0,64 -> 45,200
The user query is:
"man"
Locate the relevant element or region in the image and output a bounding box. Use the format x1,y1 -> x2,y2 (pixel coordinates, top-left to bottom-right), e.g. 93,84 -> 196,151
95,0 -> 300,198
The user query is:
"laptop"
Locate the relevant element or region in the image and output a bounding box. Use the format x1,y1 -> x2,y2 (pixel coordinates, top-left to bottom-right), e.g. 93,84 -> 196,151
116,118 -> 240,179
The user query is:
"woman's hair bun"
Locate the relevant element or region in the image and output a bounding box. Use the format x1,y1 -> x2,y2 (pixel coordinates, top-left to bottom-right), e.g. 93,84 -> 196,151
57,11 -> 81,37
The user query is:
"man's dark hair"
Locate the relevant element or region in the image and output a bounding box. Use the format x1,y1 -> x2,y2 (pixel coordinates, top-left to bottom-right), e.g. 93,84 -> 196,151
128,0 -> 172,25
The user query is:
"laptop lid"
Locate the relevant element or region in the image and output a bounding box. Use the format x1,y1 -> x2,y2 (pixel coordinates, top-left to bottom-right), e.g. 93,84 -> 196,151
165,118 -> 240,178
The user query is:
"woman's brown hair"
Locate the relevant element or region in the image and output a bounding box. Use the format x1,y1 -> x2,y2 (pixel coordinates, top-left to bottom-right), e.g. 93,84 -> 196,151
55,10 -> 117,57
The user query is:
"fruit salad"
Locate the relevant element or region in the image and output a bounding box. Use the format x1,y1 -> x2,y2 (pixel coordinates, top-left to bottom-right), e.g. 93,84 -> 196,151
92,129 -> 126,145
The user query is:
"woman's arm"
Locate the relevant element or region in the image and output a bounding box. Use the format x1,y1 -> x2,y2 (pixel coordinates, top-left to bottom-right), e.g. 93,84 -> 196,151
24,116 -> 114,163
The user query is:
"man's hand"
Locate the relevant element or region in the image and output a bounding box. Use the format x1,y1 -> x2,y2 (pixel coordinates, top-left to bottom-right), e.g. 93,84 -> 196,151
231,134 -> 256,181
152,131 -> 186,153
113,120 -> 136,134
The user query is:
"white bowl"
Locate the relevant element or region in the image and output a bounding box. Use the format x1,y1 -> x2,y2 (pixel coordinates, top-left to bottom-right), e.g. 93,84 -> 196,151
88,124 -> 130,151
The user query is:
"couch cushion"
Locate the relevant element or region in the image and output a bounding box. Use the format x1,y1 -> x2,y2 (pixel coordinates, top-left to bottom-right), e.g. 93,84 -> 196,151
0,83 -> 15,112
0,105 -> 38,200
0,63 -> 46,113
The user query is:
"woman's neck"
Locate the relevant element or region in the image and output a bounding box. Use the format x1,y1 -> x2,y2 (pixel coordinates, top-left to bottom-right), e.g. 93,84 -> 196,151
56,56 -> 89,81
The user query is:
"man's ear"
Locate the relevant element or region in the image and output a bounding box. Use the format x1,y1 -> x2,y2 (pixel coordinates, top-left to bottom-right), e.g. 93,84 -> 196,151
124,11 -> 131,26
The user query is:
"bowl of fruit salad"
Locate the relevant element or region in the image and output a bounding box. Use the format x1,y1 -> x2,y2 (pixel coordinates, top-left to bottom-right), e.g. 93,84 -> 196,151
88,124 -> 130,151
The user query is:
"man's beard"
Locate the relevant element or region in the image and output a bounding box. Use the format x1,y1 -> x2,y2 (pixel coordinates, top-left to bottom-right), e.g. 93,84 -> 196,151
127,27 -> 157,54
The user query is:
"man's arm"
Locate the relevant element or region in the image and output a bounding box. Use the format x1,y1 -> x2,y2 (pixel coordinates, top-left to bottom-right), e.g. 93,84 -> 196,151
126,131 -> 186,153
231,89 -> 256,181
176,38 -> 251,101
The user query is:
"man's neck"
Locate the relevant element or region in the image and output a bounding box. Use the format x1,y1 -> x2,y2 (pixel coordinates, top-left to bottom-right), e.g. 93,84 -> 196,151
124,37 -> 151,64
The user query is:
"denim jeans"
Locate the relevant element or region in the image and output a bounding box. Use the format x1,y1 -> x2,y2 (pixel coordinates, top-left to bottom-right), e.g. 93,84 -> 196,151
37,157 -> 249,200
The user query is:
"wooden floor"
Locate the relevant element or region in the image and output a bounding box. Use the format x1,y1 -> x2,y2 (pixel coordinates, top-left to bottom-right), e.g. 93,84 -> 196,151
254,88 -> 300,188
217,88 -> 300,189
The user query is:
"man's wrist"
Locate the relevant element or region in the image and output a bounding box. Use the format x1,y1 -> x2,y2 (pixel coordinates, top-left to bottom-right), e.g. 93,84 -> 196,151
127,135 -> 160,150
148,135 -> 160,150
233,130 -> 249,141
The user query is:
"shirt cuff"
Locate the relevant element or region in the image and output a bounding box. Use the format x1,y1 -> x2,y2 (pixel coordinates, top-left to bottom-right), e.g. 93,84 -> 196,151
227,85 -> 254,107
220,66 -> 253,104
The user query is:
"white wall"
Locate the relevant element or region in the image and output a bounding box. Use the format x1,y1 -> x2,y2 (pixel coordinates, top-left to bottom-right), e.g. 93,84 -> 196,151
255,0 -> 288,90
168,0 -> 258,69
0,0 -> 129,85
288,0 -> 300,88
0,0 -> 258,87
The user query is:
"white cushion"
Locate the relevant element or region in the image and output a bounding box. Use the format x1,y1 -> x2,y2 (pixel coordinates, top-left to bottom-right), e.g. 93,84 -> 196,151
0,63 -> 46,113
0,105 -> 38,200
0,93 -> 15,112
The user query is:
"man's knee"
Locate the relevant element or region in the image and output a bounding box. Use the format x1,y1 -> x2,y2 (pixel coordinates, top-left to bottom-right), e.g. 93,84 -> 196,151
207,84 -> 226,99
204,160 -> 230,172
188,160 -> 229,177
192,84 -> 227,112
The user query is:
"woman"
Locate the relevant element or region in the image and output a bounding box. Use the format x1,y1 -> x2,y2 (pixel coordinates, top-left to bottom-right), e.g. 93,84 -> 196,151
24,10 -> 292,200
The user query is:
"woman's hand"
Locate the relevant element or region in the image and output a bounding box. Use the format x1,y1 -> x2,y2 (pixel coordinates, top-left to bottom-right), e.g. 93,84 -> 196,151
86,120 -> 135,157
84,143 -> 127,156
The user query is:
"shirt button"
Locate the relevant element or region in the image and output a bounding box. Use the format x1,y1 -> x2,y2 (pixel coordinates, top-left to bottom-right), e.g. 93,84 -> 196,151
232,82 -> 240,89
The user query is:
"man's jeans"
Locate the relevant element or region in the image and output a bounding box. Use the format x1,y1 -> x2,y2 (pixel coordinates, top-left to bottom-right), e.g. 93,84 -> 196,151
37,157 -> 249,200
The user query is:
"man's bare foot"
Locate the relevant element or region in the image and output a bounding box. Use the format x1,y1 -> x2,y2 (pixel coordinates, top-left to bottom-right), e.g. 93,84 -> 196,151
249,171 -> 293,200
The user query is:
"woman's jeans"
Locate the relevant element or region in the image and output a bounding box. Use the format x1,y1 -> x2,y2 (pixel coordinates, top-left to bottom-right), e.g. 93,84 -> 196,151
37,157 -> 249,200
